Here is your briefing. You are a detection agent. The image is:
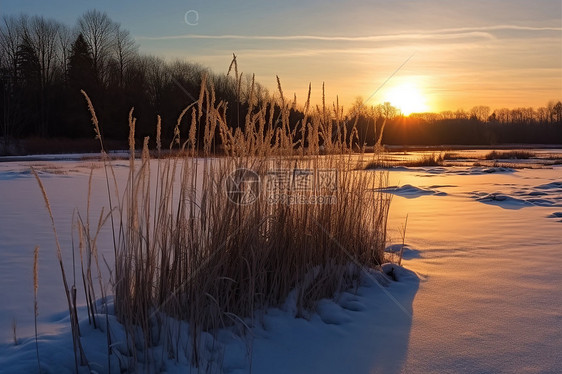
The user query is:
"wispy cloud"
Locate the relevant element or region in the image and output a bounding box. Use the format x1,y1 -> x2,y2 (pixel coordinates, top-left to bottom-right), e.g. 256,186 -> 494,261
435,24 -> 562,33
182,43 -> 485,60
137,32 -> 494,42
136,24 -> 561,42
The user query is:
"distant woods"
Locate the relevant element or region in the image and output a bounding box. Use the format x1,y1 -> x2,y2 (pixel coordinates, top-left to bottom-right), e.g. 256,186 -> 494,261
349,100 -> 562,146
1,10 -> 561,154
0,10 -> 270,150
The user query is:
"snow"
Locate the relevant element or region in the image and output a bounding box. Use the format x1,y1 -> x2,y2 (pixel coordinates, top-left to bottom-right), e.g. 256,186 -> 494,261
382,184 -> 447,198
384,164 -> 562,374
248,266 -> 419,374
1,151 -> 561,373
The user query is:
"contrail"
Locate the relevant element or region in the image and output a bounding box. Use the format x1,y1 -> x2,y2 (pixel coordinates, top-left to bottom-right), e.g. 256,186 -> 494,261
364,52 -> 416,105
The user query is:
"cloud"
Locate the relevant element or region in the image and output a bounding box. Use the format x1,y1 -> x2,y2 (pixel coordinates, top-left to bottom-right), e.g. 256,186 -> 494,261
136,24 -> 561,42
137,32 -> 493,42
439,25 -> 562,33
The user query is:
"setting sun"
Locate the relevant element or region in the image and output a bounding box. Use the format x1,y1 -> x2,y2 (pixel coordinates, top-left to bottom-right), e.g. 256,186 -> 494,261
383,82 -> 429,115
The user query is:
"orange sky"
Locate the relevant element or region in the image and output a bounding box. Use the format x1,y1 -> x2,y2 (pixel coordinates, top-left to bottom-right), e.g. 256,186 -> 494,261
5,0 -> 562,113
135,1 -> 562,113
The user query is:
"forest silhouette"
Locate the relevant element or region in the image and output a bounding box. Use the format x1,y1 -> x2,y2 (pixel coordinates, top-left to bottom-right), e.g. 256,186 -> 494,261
1,10 -> 561,155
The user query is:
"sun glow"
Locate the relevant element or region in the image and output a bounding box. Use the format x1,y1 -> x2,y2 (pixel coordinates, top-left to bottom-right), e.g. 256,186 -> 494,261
383,82 -> 429,115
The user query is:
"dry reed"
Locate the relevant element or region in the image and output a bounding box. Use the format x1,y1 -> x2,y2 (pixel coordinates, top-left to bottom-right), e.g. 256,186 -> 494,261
38,65 -> 391,372
33,246 -> 40,372
11,318 -> 17,346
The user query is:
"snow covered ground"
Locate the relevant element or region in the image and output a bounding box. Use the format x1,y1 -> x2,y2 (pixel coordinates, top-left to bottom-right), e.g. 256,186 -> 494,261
384,164 -> 562,373
0,150 -> 561,373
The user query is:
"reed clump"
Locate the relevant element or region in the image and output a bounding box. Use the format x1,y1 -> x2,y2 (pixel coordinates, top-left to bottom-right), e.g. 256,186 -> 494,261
485,150 -> 535,160
404,153 -> 445,167
365,152 -> 445,169
39,66 -> 392,372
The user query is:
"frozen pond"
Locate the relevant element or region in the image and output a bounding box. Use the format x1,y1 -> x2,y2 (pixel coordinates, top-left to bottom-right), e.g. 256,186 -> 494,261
0,150 -> 561,373
383,163 -> 562,373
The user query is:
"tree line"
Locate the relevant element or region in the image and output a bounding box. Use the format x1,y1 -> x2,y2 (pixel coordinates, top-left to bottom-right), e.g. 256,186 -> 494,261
348,99 -> 562,146
409,103 -> 562,124
1,10 -> 561,154
0,10 -> 272,150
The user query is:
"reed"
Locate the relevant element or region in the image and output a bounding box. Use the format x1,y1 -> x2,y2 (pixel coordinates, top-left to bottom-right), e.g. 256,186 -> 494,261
32,167 -> 88,371
33,246 -> 40,373
39,64 -> 391,371
11,318 -> 17,346
485,150 -> 535,160
404,153 -> 444,167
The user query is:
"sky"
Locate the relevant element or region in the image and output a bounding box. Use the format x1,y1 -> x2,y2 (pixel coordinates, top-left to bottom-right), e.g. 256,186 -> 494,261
2,0 -> 561,113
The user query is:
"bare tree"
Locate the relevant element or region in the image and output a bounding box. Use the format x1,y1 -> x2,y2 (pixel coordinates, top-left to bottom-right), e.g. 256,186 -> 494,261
57,24 -> 75,84
379,102 -> 397,119
348,96 -> 369,118
0,15 -> 27,144
142,55 -> 168,107
510,108 -> 523,123
546,101 -> 556,123
21,16 -> 62,136
113,25 -> 137,88
495,108 -> 510,123
26,16 -> 60,86
454,109 -> 469,120
78,9 -> 117,84
536,107 -> 549,124
470,105 -> 490,122
0,15 -> 27,79
522,107 -> 535,124
554,101 -> 562,123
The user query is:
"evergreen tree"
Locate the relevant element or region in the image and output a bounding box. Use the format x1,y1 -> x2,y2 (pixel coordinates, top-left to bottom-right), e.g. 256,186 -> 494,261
62,33 -> 96,137
15,36 -> 40,135
16,36 -> 40,84
68,33 -> 95,89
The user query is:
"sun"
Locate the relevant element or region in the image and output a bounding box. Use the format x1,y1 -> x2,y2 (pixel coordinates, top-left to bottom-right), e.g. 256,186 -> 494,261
383,82 -> 428,115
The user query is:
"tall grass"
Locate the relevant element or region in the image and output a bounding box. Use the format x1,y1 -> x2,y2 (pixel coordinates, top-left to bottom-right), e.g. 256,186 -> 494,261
404,153 -> 444,167
11,318 -> 17,346
485,150 -> 535,160
33,246 -> 40,372
32,167 -> 88,371
365,152 -> 445,169
38,68 -> 392,372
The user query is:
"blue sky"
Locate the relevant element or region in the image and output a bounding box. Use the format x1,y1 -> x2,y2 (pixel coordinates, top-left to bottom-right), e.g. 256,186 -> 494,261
2,0 -> 561,111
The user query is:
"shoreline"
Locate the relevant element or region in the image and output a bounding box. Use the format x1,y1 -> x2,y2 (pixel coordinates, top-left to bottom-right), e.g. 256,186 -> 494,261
2,144 -> 562,163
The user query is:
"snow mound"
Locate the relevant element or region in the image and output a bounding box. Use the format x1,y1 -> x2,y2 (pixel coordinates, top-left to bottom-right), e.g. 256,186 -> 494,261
536,181 -> 562,190
381,263 -> 417,282
472,179 -> 562,209
0,266 -> 420,374
547,212 -> 562,222
474,193 -> 530,209
316,300 -> 352,325
450,166 -> 516,175
421,167 -> 448,174
383,184 -> 446,198
337,293 -> 366,312
385,244 -> 422,260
